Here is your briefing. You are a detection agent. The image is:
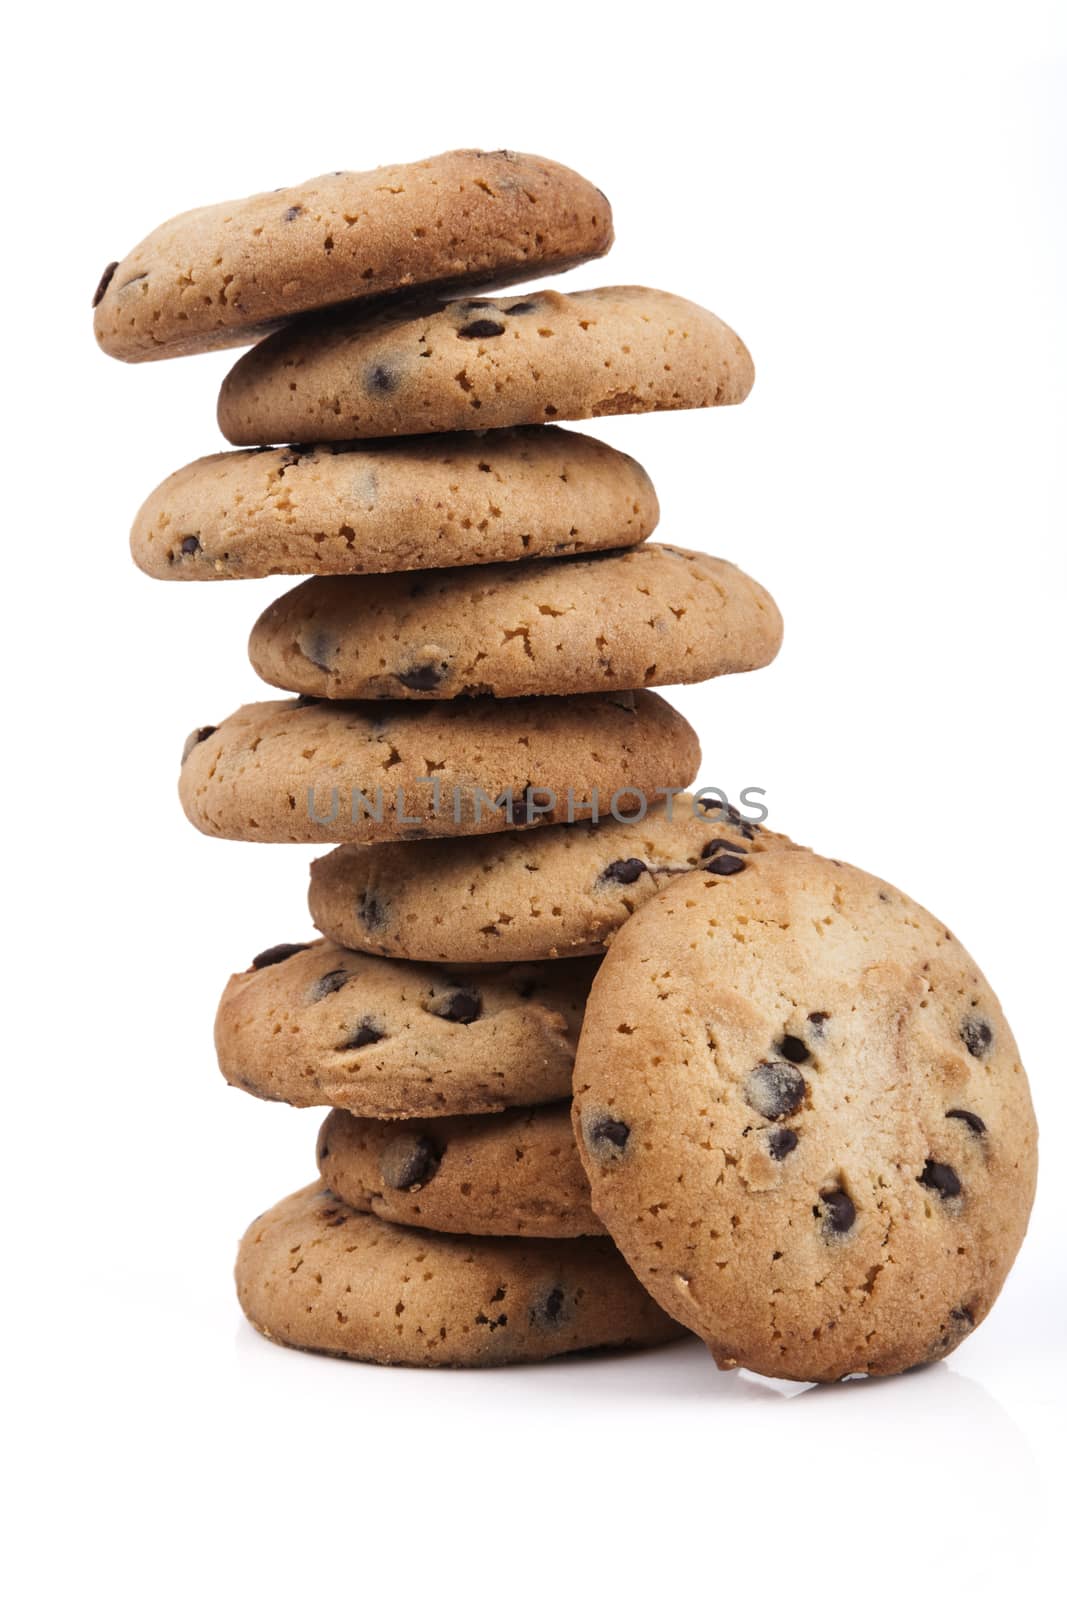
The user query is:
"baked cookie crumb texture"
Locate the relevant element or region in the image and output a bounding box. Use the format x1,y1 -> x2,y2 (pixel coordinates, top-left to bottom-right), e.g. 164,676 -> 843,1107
130,427 -> 659,581
247,544 -> 783,700
216,286 -> 754,444
572,849 -> 1038,1382
316,1102 -> 602,1237
214,937 -> 593,1117
235,1184 -> 683,1367
95,149 -> 613,362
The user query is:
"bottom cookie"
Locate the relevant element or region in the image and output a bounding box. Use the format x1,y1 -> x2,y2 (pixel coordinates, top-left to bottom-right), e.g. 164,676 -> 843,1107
236,1184 -> 683,1367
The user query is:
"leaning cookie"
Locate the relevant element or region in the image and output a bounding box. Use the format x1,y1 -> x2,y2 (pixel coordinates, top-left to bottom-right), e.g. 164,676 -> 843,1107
130,428 -> 658,580
95,149 -> 612,362
217,286 -> 754,445
316,1104 -> 602,1237
572,848 -> 1039,1383
248,545 -> 782,699
215,939 -> 593,1117
309,797 -> 795,963
179,691 -> 700,845
236,1184 -> 684,1367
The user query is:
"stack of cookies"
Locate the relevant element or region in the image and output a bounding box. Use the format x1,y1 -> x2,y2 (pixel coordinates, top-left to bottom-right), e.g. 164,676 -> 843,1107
98,147 -> 1037,1381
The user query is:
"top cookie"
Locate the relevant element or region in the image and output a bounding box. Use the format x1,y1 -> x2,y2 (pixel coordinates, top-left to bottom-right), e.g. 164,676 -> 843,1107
572,848 -> 1038,1382
93,149 -> 612,362
129,427 -> 658,580
216,286 -> 755,445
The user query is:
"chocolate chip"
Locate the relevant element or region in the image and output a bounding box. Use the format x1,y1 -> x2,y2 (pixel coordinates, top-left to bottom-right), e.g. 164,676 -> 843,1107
497,786 -> 540,826
313,968 -> 350,999
432,988 -> 482,1024
951,1305 -> 975,1327
283,205 -> 302,221
92,261 -> 119,308
180,725 -> 216,764
344,1018 -> 385,1049
807,1011 -> 829,1034
778,1034 -> 810,1064
366,363 -> 398,394
250,942 -> 311,970
705,853 -> 747,877
700,838 -> 747,861
462,299 -> 492,309
179,535 -> 201,556
531,1285 -> 568,1328
599,857 -> 647,886
744,1062 -> 806,1120
818,1189 -> 856,1233
396,662 -> 445,691
946,1109 -> 987,1136
960,1017 -> 993,1058
379,1133 -> 440,1190
358,890 -> 387,931
505,301 -> 539,316
768,1128 -> 798,1160
458,319 -> 506,339
586,1114 -> 630,1154
697,798 -> 759,839
918,1160 -> 962,1199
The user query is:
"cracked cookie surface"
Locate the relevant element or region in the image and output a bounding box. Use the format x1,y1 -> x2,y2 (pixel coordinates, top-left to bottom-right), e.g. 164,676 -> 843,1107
235,1183 -> 684,1366
317,1103 -> 601,1236
179,690 -> 700,844
95,149 -> 612,362
215,938 -> 593,1116
248,544 -> 782,699
572,848 -> 1038,1381
309,796 -> 797,963
130,427 -> 657,580
217,285 -> 754,444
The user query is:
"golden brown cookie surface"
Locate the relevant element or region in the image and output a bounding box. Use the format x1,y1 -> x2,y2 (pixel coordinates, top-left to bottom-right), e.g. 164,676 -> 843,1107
248,545 -> 782,699
316,1103 -> 602,1236
130,428 -> 657,580
179,691 -> 700,845
217,286 -> 754,444
235,1184 -> 684,1367
95,149 -> 612,361
215,938 -> 594,1117
573,849 -> 1038,1382
309,797 -> 796,963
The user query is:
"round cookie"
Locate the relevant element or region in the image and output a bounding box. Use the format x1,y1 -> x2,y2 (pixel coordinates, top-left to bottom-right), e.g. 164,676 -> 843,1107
316,1104 -> 602,1237
130,427 -> 658,581
248,545 -> 783,700
94,149 -> 612,362
235,1184 -> 683,1367
217,286 -> 754,445
572,849 -> 1038,1383
310,796 -> 795,963
179,690 -> 700,845
215,938 -> 593,1117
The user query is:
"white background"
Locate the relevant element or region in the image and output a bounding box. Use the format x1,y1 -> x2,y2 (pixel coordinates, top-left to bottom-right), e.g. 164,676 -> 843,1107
5,3 -> 1064,1595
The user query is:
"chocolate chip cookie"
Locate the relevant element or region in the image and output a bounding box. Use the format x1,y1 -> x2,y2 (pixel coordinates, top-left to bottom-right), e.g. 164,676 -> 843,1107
236,1184 -> 684,1367
247,544 -> 782,699
94,149 -> 612,362
216,286 -> 754,445
215,938 -> 593,1117
309,796 -> 795,963
179,691 -> 700,845
130,427 -> 658,580
572,848 -> 1038,1382
316,1103 -> 601,1236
